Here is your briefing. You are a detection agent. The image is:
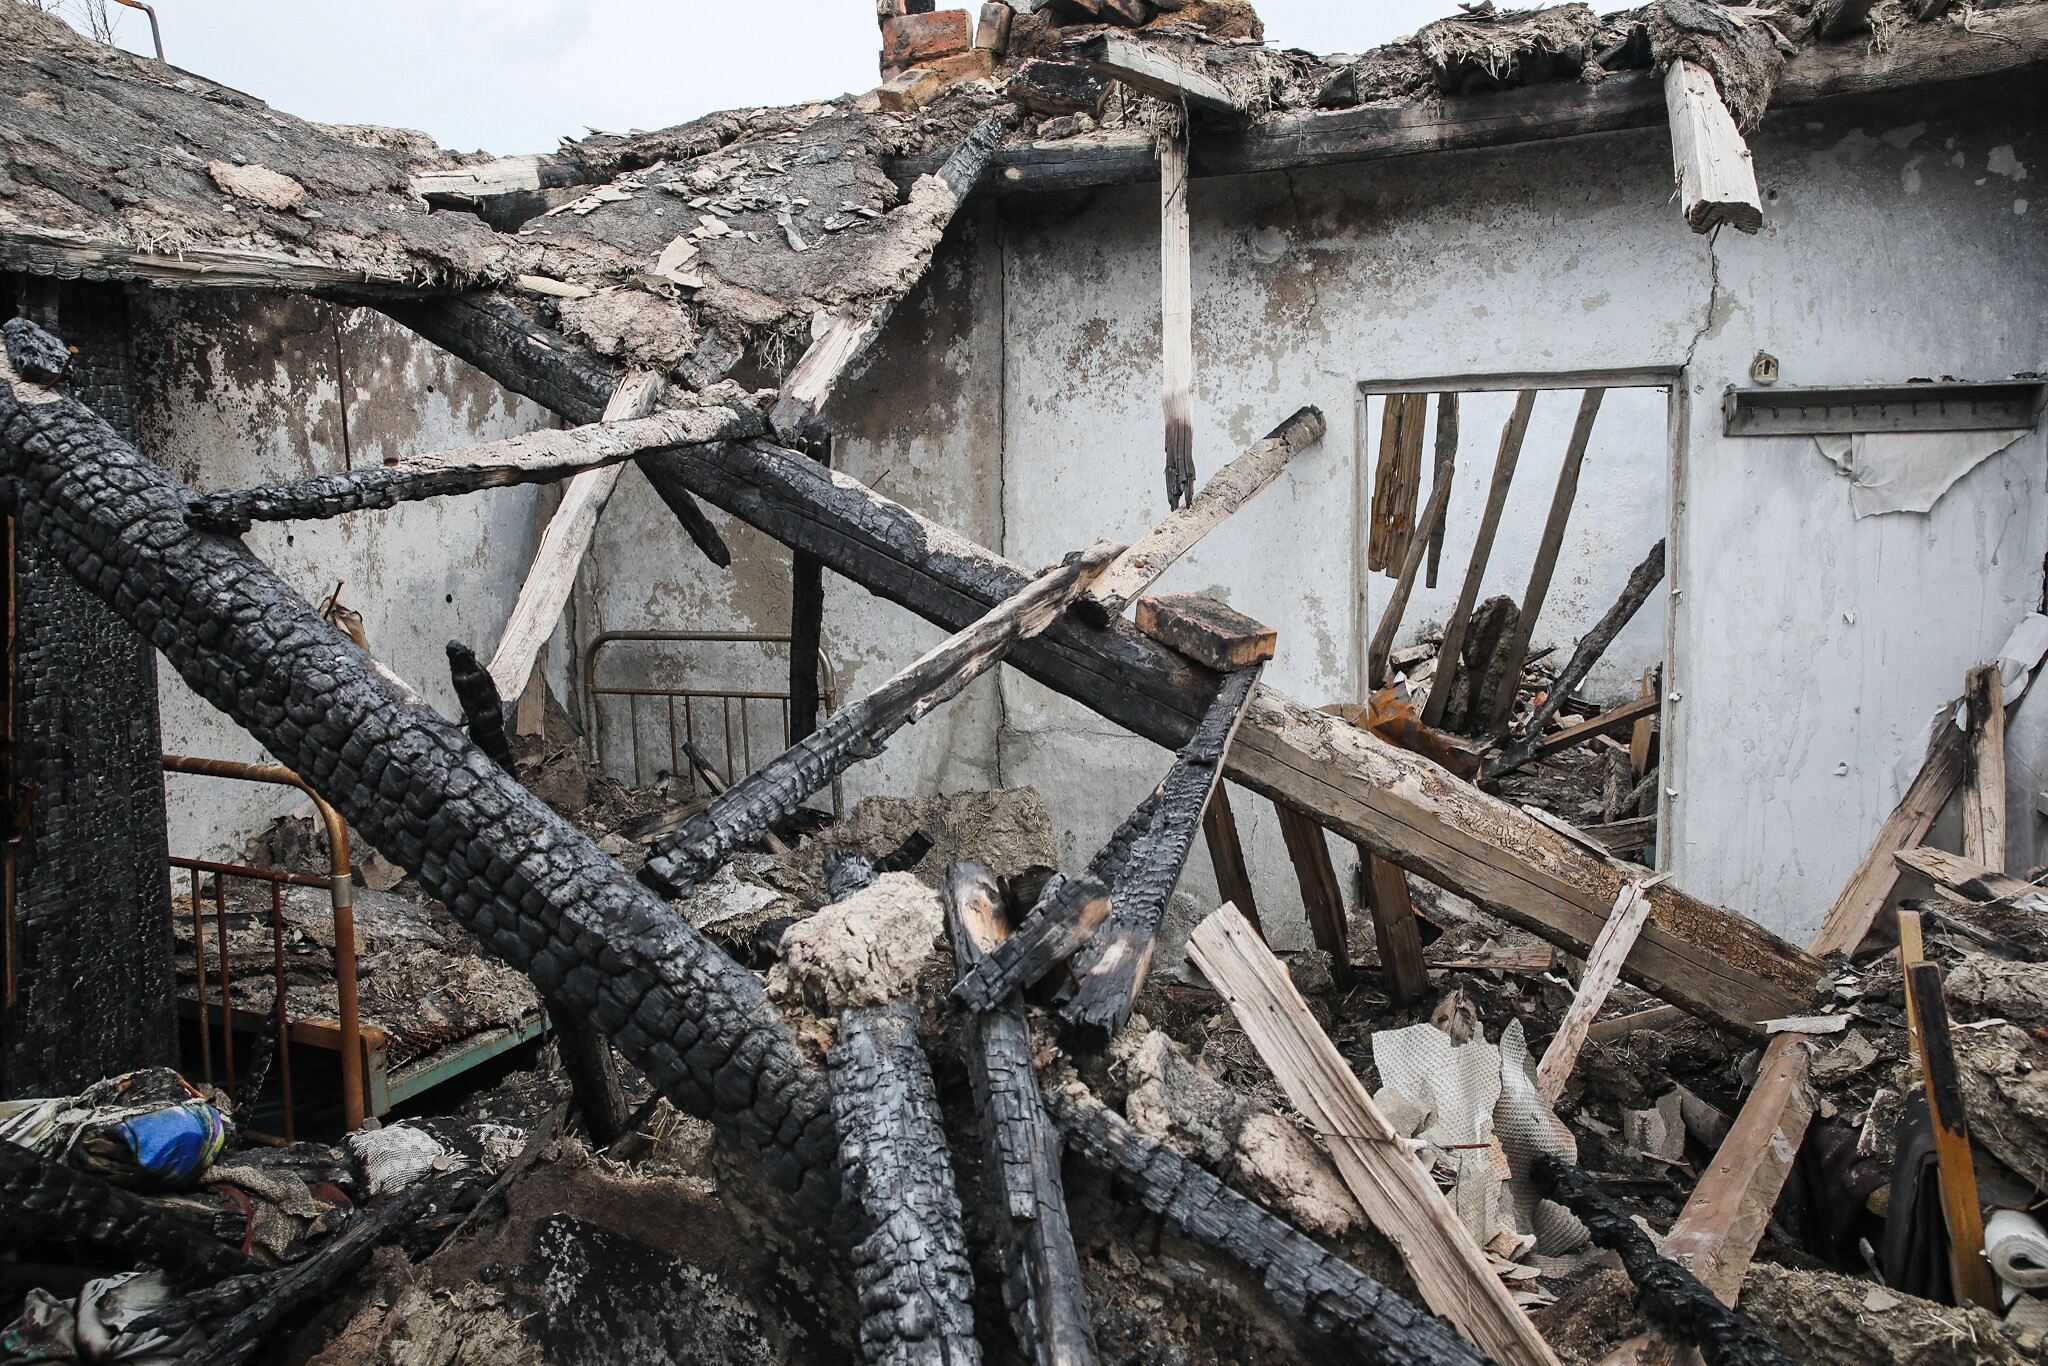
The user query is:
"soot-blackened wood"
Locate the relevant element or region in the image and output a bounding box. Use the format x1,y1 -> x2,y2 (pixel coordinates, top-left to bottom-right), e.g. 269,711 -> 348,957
446,640 -> 514,771
1532,1155 -> 1796,1366
1061,665 -> 1262,1049
1487,538 -> 1665,776
181,402 -> 763,534
947,792 -> 1158,1013
0,334 -> 840,1226
829,998 -> 981,1365
1427,392 -> 1457,589
945,863 -> 1098,1366
792,548 -> 825,742
1134,593 -> 1275,672
157,1182 -> 433,1366
0,1140 -> 258,1286
640,540 -> 1118,897
1044,1084 -> 1494,1366
372,294 -> 732,566
2,316 -> 71,384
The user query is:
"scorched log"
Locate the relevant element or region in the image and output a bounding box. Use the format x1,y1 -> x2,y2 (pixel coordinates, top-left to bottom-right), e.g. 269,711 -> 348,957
0,327 -> 840,1225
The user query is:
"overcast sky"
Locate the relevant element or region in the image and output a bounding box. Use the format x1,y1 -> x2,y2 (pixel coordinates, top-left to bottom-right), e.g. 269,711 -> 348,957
75,0 -> 1511,157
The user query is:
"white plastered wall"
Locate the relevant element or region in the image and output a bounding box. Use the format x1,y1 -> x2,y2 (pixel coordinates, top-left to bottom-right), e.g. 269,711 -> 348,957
135,293 -> 562,862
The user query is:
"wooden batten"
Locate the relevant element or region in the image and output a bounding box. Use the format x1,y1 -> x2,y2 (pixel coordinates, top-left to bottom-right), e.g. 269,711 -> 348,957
488,370 -> 665,699
1961,663 -> 2008,871
1188,903 -> 1563,1366
1662,61 -> 1764,235
1423,390 -> 1535,727
1159,119 -> 1195,509
1368,393 -> 1429,574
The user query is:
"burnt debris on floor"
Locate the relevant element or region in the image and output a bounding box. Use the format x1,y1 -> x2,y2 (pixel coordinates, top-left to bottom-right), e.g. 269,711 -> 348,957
7,0 -> 2048,1363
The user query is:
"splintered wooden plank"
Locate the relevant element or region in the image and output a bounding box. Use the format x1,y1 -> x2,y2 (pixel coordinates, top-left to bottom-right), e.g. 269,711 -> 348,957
1501,694 -> 1660,773
1368,393 -> 1429,574
1962,664 -> 2007,871
488,370 -> 664,698
1067,31 -> 1246,119
1135,592 -> 1276,672
1894,844 -> 2041,903
1368,450 -> 1455,688
1535,874 -> 1662,1105
1086,406 -> 1326,617
1807,710 -> 1968,956
1159,120 -> 1194,510
1662,61 -> 1763,234
1274,802 -> 1353,992
1188,903 -> 1563,1366
1906,961 -> 1997,1307
1423,389 -> 1535,727
1481,388 -> 1604,730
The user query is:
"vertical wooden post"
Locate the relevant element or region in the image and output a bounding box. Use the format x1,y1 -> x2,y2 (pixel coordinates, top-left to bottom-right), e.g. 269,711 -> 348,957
1481,388 -> 1604,729
1367,455 -> 1456,690
1159,116 -> 1194,509
1360,850 -> 1427,1006
1273,802 -> 1352,991
1427,393 -> 1458,590
1201,783 -> 1262,939
1368,393 -> 1429,573
1422,389 -> 1535,727
1630,666 -> 1658,780
1962,663 -> 2006,872
1906,961 -> 1996,1308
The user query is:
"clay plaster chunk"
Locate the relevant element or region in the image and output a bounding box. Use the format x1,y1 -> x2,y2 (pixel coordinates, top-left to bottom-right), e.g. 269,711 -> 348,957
208,161 -> 306,211
767,872 -> 942,1015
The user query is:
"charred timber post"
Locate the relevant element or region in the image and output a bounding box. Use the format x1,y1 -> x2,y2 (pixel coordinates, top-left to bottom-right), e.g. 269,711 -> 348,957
0,1139 -> 259,1286
1044,1083 -> 1495,1366
639,538 -> 1122,897
944,863 -> 1099,1366
181,401 -> 763,534
369,295 -> 731,567
1061,664 -> 1261,1049
0,333 -> 841,1225
1532,1154 -> 1796,1366
828,997 -> 981,1365
446,640 -> 514,771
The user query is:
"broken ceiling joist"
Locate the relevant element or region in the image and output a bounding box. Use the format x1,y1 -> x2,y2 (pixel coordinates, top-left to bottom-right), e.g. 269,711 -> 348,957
1066,31 -> 1249,121
182,396 -> 763,533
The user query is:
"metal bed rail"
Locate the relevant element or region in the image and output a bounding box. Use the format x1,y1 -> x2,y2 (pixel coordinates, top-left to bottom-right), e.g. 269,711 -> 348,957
162,755 -> 364,1135
582,631 -> 840,808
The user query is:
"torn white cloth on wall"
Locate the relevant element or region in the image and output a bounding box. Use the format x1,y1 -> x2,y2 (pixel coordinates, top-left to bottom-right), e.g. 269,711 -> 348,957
1814,428 -> 2028,517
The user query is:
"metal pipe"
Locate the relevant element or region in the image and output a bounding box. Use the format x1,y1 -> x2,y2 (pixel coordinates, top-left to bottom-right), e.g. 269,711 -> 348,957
191,867 -> 209,1086
213,871 -> 233,1097
108,0 -> 163,61
270,879 -> 294,1143
162,756 -> 363,1131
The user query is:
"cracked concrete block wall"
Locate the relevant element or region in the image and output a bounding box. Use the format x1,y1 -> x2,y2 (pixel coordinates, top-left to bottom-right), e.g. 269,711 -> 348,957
133,293 -> 562,863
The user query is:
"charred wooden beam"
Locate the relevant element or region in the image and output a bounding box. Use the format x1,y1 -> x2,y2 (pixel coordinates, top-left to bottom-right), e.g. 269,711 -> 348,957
829,998 -> 980,1364
0,1139 -> 258,1286
769,109 -> 1018,440
181,400 -> 762,533
1067,32 -> 1248,120
1061,665 -> 1261,1049
950,784 -> 1165,1013
134,1182 -> 431,1364
944,863 -> 1099,1366
641,539 -> 1119,897
1134,594 -> 1275,673
1484,538 -> 1665,778
1533,1155 -> 1796,1366
0,328 -> 841,1225
1044,1082 -> 1492,1366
